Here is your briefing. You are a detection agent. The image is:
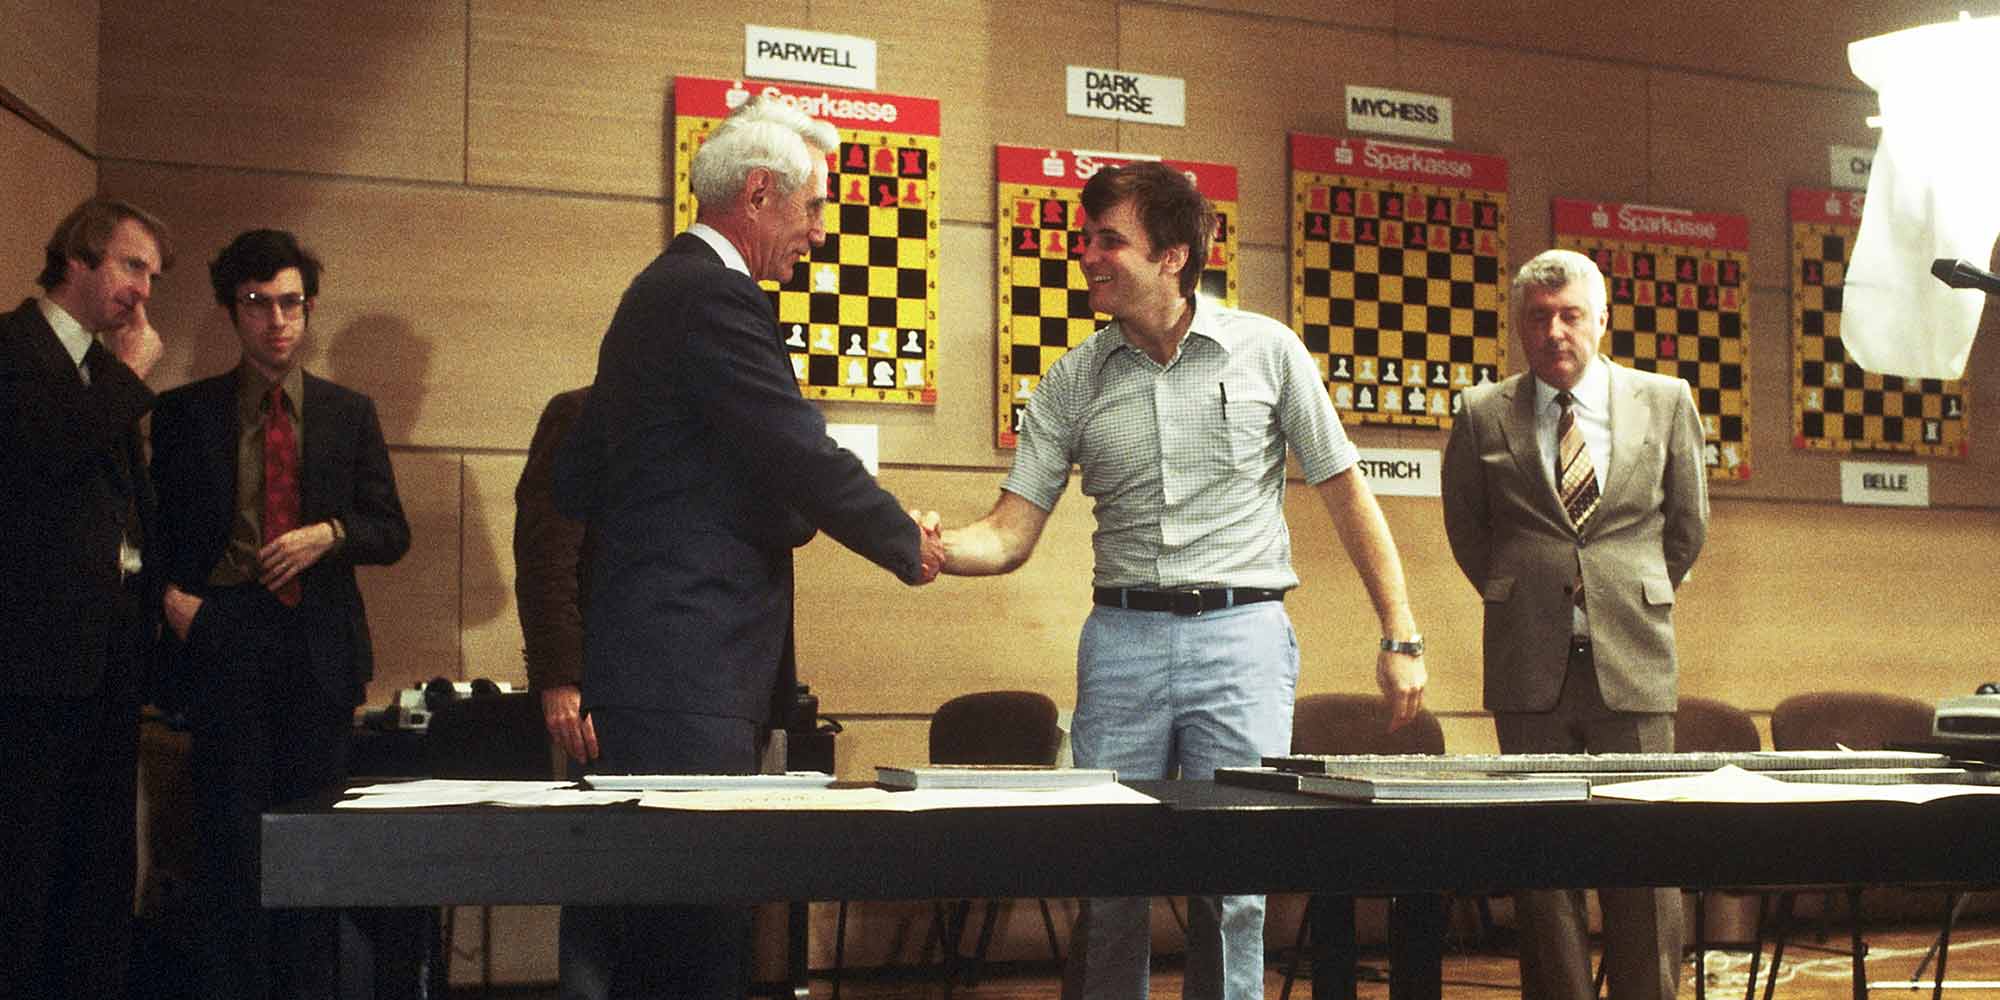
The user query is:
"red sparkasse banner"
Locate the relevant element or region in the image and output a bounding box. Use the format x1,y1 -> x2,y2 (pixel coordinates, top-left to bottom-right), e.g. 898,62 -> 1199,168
1789,187 -> 1866,226
1289,132 -> 1507,192
674,76 -> 939,136
995,145 -> 1239,200
1553,197 -> 1749,250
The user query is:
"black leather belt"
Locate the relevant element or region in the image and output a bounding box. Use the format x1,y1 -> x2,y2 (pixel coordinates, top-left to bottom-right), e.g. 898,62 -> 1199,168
1569,636 -> 1593,656
1093,587 -> 1286,616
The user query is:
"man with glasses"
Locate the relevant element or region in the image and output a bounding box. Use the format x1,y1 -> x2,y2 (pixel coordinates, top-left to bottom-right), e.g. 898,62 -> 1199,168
150,228 -> 409,1000
2,197 -> 172,1000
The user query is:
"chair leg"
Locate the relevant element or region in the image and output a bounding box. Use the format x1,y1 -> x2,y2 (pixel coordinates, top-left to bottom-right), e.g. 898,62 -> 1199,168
1036,898 -> 1063,964
1694,890 -> 1708,1000
966,899 -> 1001,987
1846,887 -> 1865,1000
1278,903 -> 1311,1000
1763,892 -> 1797,1000
831,900 -> 848,1000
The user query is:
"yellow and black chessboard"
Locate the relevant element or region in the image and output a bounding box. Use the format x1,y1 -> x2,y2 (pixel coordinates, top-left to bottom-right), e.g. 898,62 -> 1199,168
994,146 -> 1239,448
1288,134 -> 1509,428
1554,199 -> 1752,481
673,77 -> 940,404
1790,188 -> 1968,457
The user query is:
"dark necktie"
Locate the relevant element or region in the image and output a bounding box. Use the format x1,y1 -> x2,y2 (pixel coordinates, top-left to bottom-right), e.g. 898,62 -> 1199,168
263,385 -> 302,606
1555,391 -> 1599,614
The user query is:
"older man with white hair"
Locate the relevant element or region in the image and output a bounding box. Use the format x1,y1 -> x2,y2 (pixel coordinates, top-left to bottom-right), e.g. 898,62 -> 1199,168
1441,248 -> 1709,1000
553,94 -> 943,998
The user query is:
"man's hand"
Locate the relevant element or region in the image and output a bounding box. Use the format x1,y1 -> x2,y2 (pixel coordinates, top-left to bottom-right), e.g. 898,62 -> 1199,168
162,583 -> 203,642
258,522 -> 338,595
540,685 -> 599,764
101,302 -> 163,381
1377,649 -> 1427,731
910,508 -> 944,584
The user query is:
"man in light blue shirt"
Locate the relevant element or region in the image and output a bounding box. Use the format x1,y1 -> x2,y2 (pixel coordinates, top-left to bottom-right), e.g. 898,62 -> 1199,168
938,162 -> 1427,1000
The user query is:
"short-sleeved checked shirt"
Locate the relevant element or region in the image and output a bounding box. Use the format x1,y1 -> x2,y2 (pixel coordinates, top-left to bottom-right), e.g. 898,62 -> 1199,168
1003,295 -> 1358,590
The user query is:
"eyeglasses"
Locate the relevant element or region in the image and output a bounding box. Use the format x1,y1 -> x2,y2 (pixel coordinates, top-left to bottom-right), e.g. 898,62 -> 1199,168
236,291 -> 308,319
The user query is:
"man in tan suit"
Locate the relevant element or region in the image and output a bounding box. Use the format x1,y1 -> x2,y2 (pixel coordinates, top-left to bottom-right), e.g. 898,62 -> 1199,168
1441,248 -> 1708,1000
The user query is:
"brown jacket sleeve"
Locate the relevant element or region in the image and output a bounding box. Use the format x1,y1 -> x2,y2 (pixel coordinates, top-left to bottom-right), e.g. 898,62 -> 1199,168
514,387 -> 593,690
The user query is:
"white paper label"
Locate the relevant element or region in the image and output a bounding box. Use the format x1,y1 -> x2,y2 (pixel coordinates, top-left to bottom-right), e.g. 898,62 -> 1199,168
745,25 -> 876,90
1345,85 -> 1453,142
1066,66 -> 1186,127
1840,460 -> 1929,507
1354,448 -> 1442,498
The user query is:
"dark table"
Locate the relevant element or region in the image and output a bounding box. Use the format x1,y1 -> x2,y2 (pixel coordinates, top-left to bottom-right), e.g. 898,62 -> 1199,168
265,780 -> 2000,998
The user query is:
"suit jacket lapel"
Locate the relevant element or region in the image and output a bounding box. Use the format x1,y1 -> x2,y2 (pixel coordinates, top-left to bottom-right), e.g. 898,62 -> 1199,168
1500,375 -> 1570,529
1602,362 -> 1650,506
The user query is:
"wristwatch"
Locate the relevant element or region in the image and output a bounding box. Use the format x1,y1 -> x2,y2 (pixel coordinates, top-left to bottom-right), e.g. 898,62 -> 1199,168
1379,634 -> 1424,656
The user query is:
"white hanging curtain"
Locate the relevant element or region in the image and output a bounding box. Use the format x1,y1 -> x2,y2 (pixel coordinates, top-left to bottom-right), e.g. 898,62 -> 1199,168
1843,15 -> 2000,380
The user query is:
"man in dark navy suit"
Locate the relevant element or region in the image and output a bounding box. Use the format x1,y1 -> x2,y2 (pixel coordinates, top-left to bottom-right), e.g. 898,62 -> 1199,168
0,197 -> 172,1000
554,94 -> 944,998
150,229 -> 409,1000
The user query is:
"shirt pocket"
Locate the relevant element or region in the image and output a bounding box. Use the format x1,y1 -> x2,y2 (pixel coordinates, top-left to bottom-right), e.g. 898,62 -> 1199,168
1212,378 -> 1280,470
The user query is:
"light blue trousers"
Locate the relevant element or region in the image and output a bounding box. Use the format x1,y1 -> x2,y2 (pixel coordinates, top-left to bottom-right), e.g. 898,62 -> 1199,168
1071,601 -> 1300,1000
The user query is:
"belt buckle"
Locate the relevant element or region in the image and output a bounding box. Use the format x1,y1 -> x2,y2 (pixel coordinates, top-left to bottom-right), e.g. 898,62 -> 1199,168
1170,589 -> 1205,616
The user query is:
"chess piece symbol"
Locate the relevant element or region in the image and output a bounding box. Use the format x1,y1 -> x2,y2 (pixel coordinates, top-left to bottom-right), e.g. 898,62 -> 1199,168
902,359 -> 925,386
786,324 -> 806,348
1332,357 -> 1350,380
1356,386 -> 1374,410
1358,358 -> 1376,382
1334,385 -> 1352,408
815,266 -> 837,293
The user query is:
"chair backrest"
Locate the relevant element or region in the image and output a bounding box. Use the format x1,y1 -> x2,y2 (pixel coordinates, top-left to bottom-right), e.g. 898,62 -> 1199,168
929,690 -> 1061,766
424,692 -> 555,779
1290,692 -> 1445,756
1769,690 -> 1933,750
1674,696 -> 1761,753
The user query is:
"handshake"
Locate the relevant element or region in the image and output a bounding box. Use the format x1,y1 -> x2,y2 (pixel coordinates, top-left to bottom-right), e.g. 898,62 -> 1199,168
909,509 -> 945,584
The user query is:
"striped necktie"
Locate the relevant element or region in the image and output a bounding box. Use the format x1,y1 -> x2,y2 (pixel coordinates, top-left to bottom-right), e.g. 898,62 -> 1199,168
1555,391 -> 1599,528
1555,391 -> 1598,615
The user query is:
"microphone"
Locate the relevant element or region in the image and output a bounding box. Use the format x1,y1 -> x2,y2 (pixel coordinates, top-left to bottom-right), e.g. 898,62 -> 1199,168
1930,258 -> 2000,295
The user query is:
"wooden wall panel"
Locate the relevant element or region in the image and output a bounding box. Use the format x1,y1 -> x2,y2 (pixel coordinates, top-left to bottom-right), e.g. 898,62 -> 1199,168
358,453 -> 462,700
467,0 -> 800,196
1647,2 -> 2000,92
1151,0 -> 1392,29
1394,2 -> 1658,63
99,162 -> 656,450
1676,500 -> 2000,710
1119,5 -> 1400,249
0,0 -> 97,151
0,110 -> 94,302
462,454 -> 528,687
97,0 -> 464,182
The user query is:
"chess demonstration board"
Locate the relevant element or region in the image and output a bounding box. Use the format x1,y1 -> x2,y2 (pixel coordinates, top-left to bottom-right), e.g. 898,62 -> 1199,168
1553,199 -> 1751,480
1790,187 -> 1968,456
1288,133 -> 1509,428
994,146 -> 1239,448
673,76 -> 940,404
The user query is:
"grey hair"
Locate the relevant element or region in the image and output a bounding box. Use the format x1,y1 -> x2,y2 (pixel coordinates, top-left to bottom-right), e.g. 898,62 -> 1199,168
688,94 -> 839,206
1511,248 -> 1607,320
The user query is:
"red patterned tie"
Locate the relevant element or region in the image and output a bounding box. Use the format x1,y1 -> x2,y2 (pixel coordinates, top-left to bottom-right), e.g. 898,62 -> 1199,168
263,385 -> 302,607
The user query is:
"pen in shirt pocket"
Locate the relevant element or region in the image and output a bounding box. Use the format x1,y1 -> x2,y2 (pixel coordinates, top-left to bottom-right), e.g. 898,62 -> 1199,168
1219,382 -> 1228,420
